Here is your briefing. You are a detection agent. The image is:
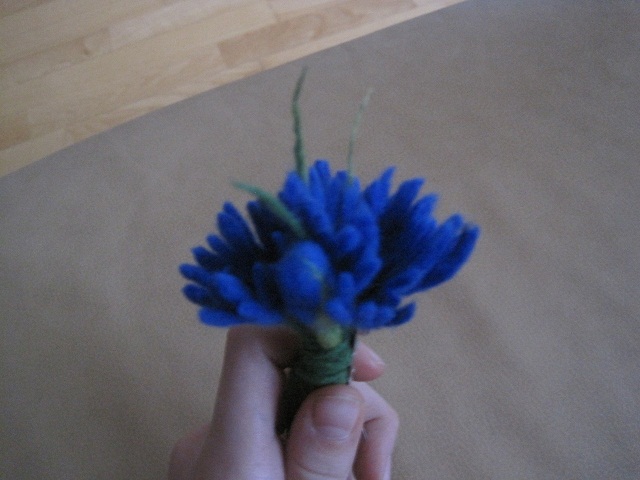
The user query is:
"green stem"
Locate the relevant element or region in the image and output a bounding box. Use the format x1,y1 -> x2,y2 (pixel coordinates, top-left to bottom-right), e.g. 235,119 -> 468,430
292,67 -> 308,182
277,326 -> 356,435
347,88 -> 373,178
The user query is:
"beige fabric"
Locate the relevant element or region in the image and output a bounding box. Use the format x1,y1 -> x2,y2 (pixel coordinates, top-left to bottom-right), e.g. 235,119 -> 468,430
2,1 -> 639,478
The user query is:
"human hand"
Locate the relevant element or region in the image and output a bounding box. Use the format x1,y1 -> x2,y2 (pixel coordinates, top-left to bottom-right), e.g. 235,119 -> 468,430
168,325 -> 398,480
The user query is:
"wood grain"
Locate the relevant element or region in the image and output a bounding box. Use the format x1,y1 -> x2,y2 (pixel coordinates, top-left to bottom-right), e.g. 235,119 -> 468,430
0,0 -> 464,177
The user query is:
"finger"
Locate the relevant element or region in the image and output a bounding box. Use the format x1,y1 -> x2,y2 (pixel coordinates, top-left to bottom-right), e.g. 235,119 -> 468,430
351,382 -> 399,480
351,340 -> 386,382
168,423 -> 209,480
193,325 -> 297,477
286,384 -> 365,479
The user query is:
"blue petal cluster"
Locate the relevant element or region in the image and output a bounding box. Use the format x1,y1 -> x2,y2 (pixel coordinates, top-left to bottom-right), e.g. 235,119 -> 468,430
181,160 -> 479,330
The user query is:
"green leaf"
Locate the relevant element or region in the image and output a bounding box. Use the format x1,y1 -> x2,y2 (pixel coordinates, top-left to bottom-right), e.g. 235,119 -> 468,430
292,67 -> 308,182
233,181 -> 306,239
347,87 -> 374,178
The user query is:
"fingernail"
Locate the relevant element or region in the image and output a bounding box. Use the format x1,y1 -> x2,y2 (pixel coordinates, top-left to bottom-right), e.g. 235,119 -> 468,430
368,348 -> 386,367
312,394 -> 360,441
357,340 -> 386,368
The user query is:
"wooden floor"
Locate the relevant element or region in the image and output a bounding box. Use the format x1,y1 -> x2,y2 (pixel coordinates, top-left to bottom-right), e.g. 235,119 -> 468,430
0,0 -> 463,178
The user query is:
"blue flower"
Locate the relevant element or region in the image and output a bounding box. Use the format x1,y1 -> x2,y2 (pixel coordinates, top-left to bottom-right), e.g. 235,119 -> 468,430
180,160 -> 479,331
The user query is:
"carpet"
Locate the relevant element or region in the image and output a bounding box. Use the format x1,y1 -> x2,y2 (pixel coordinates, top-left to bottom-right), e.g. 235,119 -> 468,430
2,0 -> 639,478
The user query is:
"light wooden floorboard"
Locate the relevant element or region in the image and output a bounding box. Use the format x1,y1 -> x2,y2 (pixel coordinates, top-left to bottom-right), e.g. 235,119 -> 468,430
0,0 -> 464,177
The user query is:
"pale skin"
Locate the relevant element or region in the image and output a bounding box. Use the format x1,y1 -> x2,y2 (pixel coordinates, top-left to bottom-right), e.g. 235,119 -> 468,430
168,325 -> 399,480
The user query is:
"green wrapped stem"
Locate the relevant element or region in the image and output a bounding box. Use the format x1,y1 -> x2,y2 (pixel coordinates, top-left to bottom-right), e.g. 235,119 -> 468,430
277,326 -> 356,435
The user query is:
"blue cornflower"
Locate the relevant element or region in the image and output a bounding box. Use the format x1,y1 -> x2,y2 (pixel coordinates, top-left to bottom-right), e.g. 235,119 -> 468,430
180,160 -> 479,335
180,69 -> 479,433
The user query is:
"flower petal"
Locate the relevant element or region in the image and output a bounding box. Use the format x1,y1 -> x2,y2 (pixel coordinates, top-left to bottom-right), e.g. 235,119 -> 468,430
182,284 -> 213,306
325,298 -> 352,325
218,202 -> 257,252
334,226 -> 362,258
309,160 -> 332,198
180,263 -> 213,288
364,167 -> 395,215
276,242 -> 330,310
237,301 -> 283,325
352,255 -> 382,293
415,223 -> 480,291
199,309 -> 241,327
356,301 -> 378,328
192,246 -> 224,270
206,234 -> 232,259
212,272 -> 253,304
380,177 -> 424,229
388,303 -> 416,327
247,200 -> 284,254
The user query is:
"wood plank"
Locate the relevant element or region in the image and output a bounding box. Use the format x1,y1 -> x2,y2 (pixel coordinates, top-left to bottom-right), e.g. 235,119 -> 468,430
219,0 -> 415,68
0,0 -> 160,64
0,1 -> 271,88
0,0 -> 466,178
1,2 -> 276,141
0,129 -> 73,178
262,2 -> 464,70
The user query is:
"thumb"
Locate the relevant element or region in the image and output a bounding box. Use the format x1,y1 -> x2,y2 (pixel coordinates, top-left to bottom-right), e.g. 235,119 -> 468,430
285,385 -> 364,479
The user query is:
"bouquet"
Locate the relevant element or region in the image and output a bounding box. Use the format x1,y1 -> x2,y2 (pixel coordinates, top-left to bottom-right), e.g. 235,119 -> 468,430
180,69 -> 479,434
